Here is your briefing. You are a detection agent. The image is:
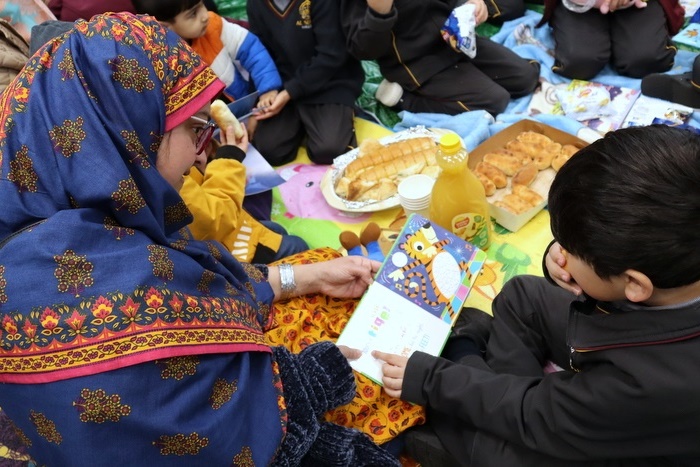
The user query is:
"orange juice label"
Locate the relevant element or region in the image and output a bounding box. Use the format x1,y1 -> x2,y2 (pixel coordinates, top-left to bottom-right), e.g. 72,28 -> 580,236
451,213 -> 489,249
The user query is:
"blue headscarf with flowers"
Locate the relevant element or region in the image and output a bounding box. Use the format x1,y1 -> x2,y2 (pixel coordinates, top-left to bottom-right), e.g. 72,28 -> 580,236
0,12 -> 276,383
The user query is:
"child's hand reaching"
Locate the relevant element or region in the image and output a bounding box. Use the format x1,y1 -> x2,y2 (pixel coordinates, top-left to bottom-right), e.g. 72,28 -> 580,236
257,90 -> 278,110
373,350 -> 408,399
545,241 -> 582,295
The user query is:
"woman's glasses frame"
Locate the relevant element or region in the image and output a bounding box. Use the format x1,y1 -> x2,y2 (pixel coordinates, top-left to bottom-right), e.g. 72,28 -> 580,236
190,116 -> 217,155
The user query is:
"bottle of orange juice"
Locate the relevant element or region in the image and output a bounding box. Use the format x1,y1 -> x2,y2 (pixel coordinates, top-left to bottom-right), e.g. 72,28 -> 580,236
429,133 -> 491,249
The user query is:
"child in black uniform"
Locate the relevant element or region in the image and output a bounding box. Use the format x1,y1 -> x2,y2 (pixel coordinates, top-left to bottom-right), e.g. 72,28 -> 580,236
374,125 -> 700,466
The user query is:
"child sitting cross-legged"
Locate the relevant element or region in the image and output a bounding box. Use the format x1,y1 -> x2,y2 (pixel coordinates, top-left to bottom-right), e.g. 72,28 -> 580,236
374,124 -> 700,466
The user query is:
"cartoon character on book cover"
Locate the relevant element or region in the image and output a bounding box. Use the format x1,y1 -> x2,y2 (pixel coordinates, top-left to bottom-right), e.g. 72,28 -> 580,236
379,216 -> 483,323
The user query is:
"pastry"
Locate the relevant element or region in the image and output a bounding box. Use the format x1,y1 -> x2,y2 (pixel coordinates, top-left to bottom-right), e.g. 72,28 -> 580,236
211,99 -> 244,138
474,161 -> 507,188
516,131 -> 554,146
511,162 -> 538,187
473,171 -> 497,196
483,151 -> 523,176
512,184 -> 544,206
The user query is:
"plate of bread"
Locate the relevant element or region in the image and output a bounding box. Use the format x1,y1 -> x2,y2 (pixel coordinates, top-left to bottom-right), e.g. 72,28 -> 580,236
320,127 -> 452,213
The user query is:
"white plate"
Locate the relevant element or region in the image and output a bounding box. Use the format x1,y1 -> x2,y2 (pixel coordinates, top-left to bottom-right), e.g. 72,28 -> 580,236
320,127 -> 459,213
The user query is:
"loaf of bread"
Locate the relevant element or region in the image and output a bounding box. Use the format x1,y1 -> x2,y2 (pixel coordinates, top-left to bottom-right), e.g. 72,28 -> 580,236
344,137 -> 436,178
473,171 -> 497,196
211,99 -> 244,139
334,136 -> 439,202
483,151 -> 523,176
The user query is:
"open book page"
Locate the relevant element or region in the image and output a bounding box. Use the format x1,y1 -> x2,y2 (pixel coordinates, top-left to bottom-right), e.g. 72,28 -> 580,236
337,214 -> 487,384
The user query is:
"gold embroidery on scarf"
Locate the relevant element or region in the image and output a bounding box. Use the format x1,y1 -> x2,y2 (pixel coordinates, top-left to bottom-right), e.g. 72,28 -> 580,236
164,69 -> 219,118
164,201 -> 190,225
147,245 -> 174,282
232,446 -> 254,466
121,129 -> 151,168
13,423 -> 31,447
73,388 -> 132,423
54,250 -> 95,297
29,411 -> 62,445
0,266 -> 7,305
104,216 -> 135,240
49,116 -> 86,158
157,355 -> 199,380
149,131 -> 163,154
170,238 -> 188,251
154,433 -> 209,456
7,145 -> 38,193
197,270 -> 216,294
210,377 -> 238,410
112,177 -> 146,214
57,49 -> 76,80
109,55 -> 155,93
205,241 -> 222,262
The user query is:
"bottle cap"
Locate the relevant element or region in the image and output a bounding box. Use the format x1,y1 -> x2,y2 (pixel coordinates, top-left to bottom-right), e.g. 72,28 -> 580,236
439,133 -> 462,153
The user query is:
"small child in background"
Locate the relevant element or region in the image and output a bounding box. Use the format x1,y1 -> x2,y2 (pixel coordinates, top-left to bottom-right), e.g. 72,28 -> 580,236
184,118 -> 308,263
132,0 -> 282,109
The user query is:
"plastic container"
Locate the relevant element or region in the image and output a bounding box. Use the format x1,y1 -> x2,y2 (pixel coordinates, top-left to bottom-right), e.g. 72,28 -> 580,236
429,133 -> 491,249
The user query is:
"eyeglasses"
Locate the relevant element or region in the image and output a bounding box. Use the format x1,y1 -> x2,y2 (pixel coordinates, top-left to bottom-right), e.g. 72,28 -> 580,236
190,116 -> 217,155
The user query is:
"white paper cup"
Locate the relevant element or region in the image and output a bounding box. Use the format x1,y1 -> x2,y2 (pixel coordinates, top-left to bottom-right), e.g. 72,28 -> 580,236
398,174 -> 434,218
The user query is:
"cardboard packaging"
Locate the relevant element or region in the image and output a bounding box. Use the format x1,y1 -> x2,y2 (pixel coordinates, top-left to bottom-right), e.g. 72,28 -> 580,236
468,120 -> 589,232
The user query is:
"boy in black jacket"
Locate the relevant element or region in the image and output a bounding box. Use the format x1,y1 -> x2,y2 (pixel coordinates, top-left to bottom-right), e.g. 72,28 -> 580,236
374,125 -> 700,466
246,0 -> 364,166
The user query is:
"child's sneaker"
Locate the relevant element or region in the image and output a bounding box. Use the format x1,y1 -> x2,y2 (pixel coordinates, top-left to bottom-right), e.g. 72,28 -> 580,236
375,79 -> 403,107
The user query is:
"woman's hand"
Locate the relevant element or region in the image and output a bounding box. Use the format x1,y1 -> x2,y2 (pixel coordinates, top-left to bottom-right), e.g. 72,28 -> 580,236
313,256 -> 382,298
545,241 -> 582,295
338,345 -> 362,360
373,350 -> 408,399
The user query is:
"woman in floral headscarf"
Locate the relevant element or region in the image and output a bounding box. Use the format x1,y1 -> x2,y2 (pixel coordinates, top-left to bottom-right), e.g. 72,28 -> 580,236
0,12 -> 399,466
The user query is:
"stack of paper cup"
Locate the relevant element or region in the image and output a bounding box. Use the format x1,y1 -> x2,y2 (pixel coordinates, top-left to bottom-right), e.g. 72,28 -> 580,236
397,174 -> 435,219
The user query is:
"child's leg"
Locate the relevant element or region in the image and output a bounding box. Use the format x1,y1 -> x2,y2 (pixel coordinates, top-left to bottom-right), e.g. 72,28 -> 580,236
252,104 -> 304,166
469,36 -> 540,98
486,275 -> 577,376
610,2 -> 675,78
298,104 -> 357,165
258,221 -> 309,262
550,6 -> 611,80
397,61 -> 512,116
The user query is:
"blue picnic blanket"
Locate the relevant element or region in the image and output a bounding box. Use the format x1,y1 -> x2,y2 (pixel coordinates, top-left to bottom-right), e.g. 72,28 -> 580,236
394,10 -> 700,145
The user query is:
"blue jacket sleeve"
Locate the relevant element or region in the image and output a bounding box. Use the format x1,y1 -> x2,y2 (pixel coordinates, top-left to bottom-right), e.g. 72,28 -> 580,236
235,32 -> 282,95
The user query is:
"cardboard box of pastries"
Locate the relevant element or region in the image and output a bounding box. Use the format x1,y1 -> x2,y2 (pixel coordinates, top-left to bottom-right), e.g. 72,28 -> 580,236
468,120 -> 589,232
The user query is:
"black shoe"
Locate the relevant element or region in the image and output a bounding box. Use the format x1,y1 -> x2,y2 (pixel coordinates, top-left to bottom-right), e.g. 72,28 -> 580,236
404,424 -> 459,467
641,72 -> 700,109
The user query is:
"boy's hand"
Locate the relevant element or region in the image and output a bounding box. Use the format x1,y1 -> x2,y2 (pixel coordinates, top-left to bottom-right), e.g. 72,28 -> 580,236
467,0 -> 488,25
219,122 -> 249,154
258,90 -> 278,109
367,0 -> 394,15
373,350 -> 408,399
545,241 -> 582,295
253,90 -> 290,120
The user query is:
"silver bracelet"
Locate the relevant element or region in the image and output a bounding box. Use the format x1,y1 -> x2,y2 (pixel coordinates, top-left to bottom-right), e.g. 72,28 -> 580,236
278,263 -> 296,300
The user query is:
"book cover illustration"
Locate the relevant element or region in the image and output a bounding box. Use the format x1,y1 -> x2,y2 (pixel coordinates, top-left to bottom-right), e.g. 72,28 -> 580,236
336,214 -> 487,384
554,79 -> 640,133
621,94 -> 693,129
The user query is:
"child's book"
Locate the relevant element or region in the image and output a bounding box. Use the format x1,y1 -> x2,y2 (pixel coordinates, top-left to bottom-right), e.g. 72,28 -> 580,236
621,94 -> 693,129
336,214 -> 487,384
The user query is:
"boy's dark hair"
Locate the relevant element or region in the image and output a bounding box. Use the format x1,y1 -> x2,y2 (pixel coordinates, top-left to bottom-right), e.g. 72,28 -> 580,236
131,0 -> 202,22
549,125 -> 700,289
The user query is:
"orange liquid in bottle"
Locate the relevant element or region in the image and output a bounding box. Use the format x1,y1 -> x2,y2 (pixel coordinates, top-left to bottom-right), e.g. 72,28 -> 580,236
429,133 -> 491,249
